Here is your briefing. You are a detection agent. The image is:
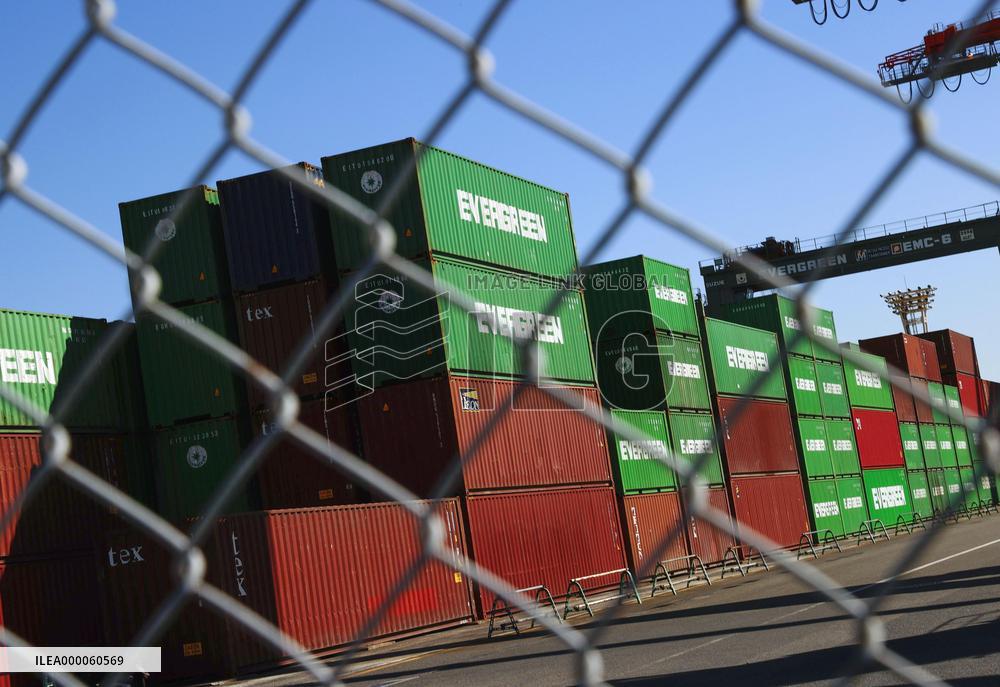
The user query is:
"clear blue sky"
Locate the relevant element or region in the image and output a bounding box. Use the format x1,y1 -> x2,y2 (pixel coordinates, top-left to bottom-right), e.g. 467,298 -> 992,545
2,1 -> 998,377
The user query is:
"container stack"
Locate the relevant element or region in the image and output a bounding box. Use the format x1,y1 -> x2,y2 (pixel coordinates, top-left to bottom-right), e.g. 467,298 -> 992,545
322,139 -> 626,613
700,316 -> 809,549
716,295 -> 868,540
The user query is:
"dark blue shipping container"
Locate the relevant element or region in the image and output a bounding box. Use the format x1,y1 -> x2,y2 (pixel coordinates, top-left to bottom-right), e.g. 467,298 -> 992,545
218,162 -> 337,292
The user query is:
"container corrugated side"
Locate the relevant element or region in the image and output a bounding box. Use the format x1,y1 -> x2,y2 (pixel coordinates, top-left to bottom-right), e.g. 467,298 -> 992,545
805,479 -> 845,537
681,485 -> 734,565
859,334 -> 927,378
935,424 -> 958,468
918,338 -> 943,382
889,375 -> 917,423
797,417 -> 833,478
620,491 -> 688,577
853,408 -> 904,469
703,319 -> 786,400
815,361 -> 850,419
111,322 -> 149,432
905,470 -> 932,519
943,385 -> 963,423
608,410 -> 676,493
346,259 -> 595,388
836,476 -> 869,535
359,377 -> 612,496
942,468 -> 963,511
862,468 -> 912,525
810,308 -> 840,362
946,372 -> 982,417
974,465 -> 996,505
716,397 -> 798,475
826,419 -> 861,476
715,293 -> 813,358
927,382 -> 948,423
919,329 -> 977,376
730,474 -> 810,549
464,486 -> 626,612
951,425 -> 973,467
583,255 -> 698,341
668,412 -> 724,486
843,351 -> 894,410
321,138 -> 579,279
927,469 -> 947,513
899,423 -> 924,471
911,377 -> 934,423
786,356 -> 822,417
136,300 -> 246,427
119,185 -> 229,304
919,423 -> 940,468
596,332 -> 711,412
959,467 -> 979,509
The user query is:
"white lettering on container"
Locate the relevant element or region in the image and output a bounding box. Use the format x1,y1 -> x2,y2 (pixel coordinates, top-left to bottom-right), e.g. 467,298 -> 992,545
795,377 -> 816,392
854,369 -> 883,389
0,349 -> 56,385
822,382 -> 843,396
832,440 -> 852,452
456,189 -> 548,243
843,496 -> 864,510
666,361 -> 701,379
814,501 -> 840,518
653,285 -> 688,305
725,346 -> 769,372
680,439 -> 713,455
618,439 -> 668,462
783,316 -> 801,331
912,488 -> 928,499
474,303 -> 563,344
805,439 -> 827,452
871,485 -> 906,510
903,440 -> 919,451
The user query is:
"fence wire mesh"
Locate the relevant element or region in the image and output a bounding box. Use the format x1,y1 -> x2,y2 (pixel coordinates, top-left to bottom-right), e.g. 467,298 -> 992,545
1,1 -> 999,686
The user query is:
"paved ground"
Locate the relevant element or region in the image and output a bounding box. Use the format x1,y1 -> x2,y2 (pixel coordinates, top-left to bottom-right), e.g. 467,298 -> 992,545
238,515 -> 1000,687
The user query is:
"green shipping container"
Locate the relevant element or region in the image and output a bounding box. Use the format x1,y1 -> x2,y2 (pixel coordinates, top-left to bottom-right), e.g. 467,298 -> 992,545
583,256 -> 698,341
703,319 -> 786,400
843,350 -> 894,410
0,309 -> 121,429
111,322 -> 149,433
798,418 -> 834,478
608,410 -> 676,493
347,259 -> 595,389
787,356 -> 822,417
596,332 -> 711,412
862,467 -> 911,526
154,416 -> 254,522
119,186 -> 229,305
321,139 -> 578,279
806,479 -> 845,537
959,467 -> 979,509
667,412 -> 724,486
136,300 -> 245,428
944,385 -> 963,423
936,425 -> 958,468
952,425 -> 973,467
827,419 -> 861,476
899,423 -> 925,471
927,382 -> 948,423
815,361 -> 850,419
919,424 -> 940,468
927,469 -> 947,513
715,293 -> 813,358
974,465 -> 996,505
810,308 -> 840,362
836,476 -> 869,535
905,470 -> 932,519
942,467 -> 963,512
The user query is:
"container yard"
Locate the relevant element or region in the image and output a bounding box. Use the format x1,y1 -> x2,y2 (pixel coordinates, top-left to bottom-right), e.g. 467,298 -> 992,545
4,4 -> 1000,685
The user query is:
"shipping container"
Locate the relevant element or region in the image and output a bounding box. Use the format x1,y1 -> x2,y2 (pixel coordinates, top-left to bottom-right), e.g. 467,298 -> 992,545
619,491 -> 689,577
827,419 -> 861,476
730,474 -> 810,549
935,424 -> 959,468
942,468 -> 963,511
154,416 -> 254,523
899,423 -> 925,471
323,139 -> 579,279
253,398 -> 362,509
959,467 -> 979,509
111,322 -> 150,433
942,384 -> 963,423
810,308 -> 840,362
346,259 -> 595,388
815,361 -> 850,419
843,350 -> 894,410
911,377 -> 934,424
862,468 -> 911,526
919,423 -> 940,469
681,485 -> 735,565
927,382 -> 948,424
805,479 -> 845,538
713,293 -> 813,358
853,408 -> 904,469
0,433 -> 129,559
218,162 -> 337,292
716,397 -> 798,475
919,329 -> 978,376
119,185 -> 229,304
359,377 -> 611,496
918,338 -> 943,382
927,469 -> 947,513
235,279 -> 349,408
703,319 -> 786,400
796,418 -> 834,478
786,356 -> 822,417
859,333 -> 940,381
889,375 -> 917,423
136,300 -> 245,427
607,410 -> 676,494
974,465 -> 997,505
596,332 -> 711,412
952,425 -> 973,467
583,256 -> 698,341
464,486 -> 626,611
946,372 -> 982,417
980,378 -> 993,416
836,476 -> 869,535
668,412 -> 725,486
905,470 -> 932,519
0,309 -> 121,429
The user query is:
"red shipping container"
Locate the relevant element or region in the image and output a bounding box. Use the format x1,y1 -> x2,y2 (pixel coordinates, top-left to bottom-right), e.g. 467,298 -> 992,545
716,397 -> 799,474
360,377 -> 612,496
619,492 -> 689,578
944,372 -> 981,418
918,338 -> 942,382
0,434 -> 127,559
981,379 -> 991,416
730,474 -> 809,549
911,377 -> 934,424
253,398 -> 363,509
464,486 -> 626,612
681,485 -> 735,565
890,375 -> 917,423
859,334 -> 928,379
852,408 -> 904,468
919,329 -> 978,376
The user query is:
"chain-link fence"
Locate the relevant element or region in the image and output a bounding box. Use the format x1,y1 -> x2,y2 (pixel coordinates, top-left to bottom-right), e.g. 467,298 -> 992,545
2,1 -> 999,686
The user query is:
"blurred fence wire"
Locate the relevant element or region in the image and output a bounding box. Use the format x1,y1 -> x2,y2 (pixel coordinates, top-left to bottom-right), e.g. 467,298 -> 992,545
1,1 -> 1000,686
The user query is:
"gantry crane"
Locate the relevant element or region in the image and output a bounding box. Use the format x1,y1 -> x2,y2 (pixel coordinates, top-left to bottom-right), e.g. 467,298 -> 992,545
878,11 -> 1000,100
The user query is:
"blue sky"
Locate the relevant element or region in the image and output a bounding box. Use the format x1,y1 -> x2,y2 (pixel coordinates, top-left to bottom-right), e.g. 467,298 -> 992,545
2,1 -> 998,377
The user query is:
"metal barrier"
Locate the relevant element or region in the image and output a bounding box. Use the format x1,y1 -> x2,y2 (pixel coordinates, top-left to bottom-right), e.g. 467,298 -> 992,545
796,529 -> 842,560
487,585 -> 561,639
563,569 -> 642,620
980,500 -> 1000,515
856,519 -> 891,546
649,555 -> 711,597
721,545 -> 770,579
893,513 -> 928,536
